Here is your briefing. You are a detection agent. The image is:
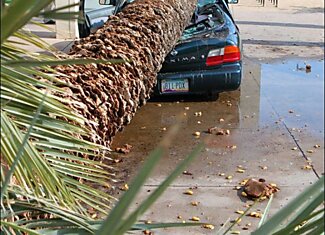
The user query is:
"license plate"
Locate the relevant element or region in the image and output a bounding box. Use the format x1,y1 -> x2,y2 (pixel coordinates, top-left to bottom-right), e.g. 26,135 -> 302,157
161,79 -> 189,93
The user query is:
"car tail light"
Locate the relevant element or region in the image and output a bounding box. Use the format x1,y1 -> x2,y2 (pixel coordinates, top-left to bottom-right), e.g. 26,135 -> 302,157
206,45 -> 241,66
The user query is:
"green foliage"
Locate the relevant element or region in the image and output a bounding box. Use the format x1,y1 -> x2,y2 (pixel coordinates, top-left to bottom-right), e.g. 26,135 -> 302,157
1,0 -> 115,232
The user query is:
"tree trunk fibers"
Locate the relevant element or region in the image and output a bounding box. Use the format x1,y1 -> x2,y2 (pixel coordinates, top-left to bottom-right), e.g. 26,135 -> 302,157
56,0 -> 197,147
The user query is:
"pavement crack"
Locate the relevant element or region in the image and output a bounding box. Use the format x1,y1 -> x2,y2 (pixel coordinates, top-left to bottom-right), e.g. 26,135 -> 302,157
261,87 -> 320,179
281,121 -> 320,179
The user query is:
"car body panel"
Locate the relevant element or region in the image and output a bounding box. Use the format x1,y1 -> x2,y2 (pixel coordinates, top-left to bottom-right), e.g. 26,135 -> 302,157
156,62 -> 241,95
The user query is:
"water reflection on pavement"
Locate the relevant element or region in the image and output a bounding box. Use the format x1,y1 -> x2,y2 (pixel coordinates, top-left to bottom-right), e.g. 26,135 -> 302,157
260,59 -> 324,136
110,58 -> 324,235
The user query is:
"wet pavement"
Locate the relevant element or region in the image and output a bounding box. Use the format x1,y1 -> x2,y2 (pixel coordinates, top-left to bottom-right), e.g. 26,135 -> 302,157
111,57 -> 324,234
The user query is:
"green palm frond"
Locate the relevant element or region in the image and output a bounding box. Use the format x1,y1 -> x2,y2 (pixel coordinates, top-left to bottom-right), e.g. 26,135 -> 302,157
1,0 -> 54,43
1,0 -> 116,227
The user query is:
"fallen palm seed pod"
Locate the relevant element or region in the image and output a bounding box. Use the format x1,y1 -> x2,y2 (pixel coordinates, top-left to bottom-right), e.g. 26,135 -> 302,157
184,189 -> 194,195
182,170 -> 193,175
203,224 -> 215,230
193,131 -> 201,137
230,231 -> 240,234
302,165 -> 313,170
226,175 -> 233,180
237,169 -> 245,173
191,201 -> 199,206
248,212 -> 262,218
232,218 -> 242,223
190,216 -> 200,221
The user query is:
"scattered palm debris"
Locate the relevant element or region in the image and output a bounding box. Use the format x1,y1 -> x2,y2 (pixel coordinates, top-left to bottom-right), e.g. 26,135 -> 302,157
184,189 -> 194,195
207,127 -> 230,135
190,216 -> 200,221
182,170 -> 193,175
203,224 -> 215,230
115,144 -> 132,154
120,183 -> 129,191
243,178 -> 279,198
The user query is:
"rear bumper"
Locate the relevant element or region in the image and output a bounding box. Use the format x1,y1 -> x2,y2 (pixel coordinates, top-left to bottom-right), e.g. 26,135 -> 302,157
154,62 -> 242,96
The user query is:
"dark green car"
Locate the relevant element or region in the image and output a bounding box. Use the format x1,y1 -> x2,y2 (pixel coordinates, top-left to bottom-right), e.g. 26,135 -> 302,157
156,0 -> 242,97
79,0 -> 242,97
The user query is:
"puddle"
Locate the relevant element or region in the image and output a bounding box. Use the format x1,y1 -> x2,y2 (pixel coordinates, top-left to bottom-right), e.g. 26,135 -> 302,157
110,58 -> 324,192
112,58 -> 324,152
260,59 -> 324,136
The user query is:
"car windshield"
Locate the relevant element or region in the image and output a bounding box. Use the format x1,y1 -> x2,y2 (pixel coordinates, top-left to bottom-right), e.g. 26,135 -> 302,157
181,2 -> 225,40
198,0 -> 217,7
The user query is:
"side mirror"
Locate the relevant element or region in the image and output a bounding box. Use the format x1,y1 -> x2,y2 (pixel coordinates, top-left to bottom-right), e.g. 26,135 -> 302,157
99,0 -> 116,5
228,0 -> 239,3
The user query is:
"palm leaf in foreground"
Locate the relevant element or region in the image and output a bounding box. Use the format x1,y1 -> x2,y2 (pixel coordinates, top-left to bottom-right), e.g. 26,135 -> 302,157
1,2 -> 117,233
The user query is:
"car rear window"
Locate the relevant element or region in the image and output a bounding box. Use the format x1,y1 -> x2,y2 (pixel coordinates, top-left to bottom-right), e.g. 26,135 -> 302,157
181,3 -> 225,40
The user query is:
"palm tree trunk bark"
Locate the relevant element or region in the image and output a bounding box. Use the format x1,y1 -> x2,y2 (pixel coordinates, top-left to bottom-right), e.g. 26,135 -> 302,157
56,0 -> 197,147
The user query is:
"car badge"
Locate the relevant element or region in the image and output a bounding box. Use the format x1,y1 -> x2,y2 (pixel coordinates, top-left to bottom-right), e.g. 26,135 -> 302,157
170,49 -> 178,56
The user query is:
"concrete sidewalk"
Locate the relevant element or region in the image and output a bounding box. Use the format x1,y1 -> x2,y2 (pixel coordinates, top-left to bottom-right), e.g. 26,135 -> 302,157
111,1 -> 324,234
21,22 -> 74,53
230,0 -> 324,60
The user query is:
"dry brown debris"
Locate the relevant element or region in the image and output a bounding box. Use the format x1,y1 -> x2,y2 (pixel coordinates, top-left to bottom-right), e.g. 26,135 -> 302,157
115,144 -> 132,154
203,224 -> 215,230
190,216 -> 200,221
182,170 -> 193,175
207,127 -> 230,135
243,178 -> 279,198
183,189 -> 194,195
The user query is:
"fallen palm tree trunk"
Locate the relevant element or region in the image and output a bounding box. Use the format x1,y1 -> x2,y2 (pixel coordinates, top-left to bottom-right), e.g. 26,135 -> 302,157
55,0 -> 196,147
